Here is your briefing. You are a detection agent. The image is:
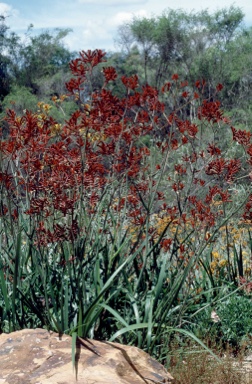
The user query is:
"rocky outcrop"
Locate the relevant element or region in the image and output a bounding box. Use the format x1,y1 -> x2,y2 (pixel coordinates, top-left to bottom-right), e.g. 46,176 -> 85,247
0,328 -> 173,383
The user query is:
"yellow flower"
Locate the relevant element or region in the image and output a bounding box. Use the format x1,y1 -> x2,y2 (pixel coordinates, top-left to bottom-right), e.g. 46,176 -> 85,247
210,260 -> 218,273
43,103 -> 52,112
51,124 -> 62,136
156,216 -> 171,235
219,259 -> 228,268
60,94 -> 68,101
212,251 -> 220,260
170,226 -> 177,234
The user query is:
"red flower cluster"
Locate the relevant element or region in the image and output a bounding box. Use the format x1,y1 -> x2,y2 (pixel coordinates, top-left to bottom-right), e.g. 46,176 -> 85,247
0,49 -> 251,248
198,100 -> 223,123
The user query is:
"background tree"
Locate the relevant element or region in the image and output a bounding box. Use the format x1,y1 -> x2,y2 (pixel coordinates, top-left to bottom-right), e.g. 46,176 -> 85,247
0,24 -> 76,122
0,15 -> 10,101
5,27 -> 74,94
115,6 -> 250,125
116,6 -> 244,84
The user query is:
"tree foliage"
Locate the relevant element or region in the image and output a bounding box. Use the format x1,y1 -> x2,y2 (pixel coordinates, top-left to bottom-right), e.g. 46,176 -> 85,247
115,6 -> 252,127
0,16 -> 11,99
0,20 -> 75,119
1,6 -> 252,128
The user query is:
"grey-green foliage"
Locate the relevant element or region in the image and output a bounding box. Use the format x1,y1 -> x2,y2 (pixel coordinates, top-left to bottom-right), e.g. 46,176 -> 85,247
1,86 -> 38,115
115,5 -> 252,128
0,23 -> 75,100
0,24 -> 77,121
5,28 -> 74,90
117,6 -> 244,85
216,294 -> 252,347
0,84 -> 76,125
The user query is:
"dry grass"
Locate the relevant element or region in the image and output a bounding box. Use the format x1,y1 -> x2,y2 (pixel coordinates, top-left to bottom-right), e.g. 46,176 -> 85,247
168,343 -> 252,384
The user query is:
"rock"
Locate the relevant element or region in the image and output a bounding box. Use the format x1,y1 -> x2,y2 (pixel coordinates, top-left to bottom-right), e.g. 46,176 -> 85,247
0,328 -> 174,383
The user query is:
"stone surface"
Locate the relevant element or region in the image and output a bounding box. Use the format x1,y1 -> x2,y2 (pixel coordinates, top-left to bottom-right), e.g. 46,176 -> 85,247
0,328 -> 174,383
233,354 -> 252,384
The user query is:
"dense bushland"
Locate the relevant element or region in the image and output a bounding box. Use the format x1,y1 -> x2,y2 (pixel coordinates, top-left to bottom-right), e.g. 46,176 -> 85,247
1,6 -> 252,129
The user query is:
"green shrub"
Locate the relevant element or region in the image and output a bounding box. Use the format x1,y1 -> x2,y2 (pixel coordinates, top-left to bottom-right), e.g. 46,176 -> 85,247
216,294 -> 252,348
